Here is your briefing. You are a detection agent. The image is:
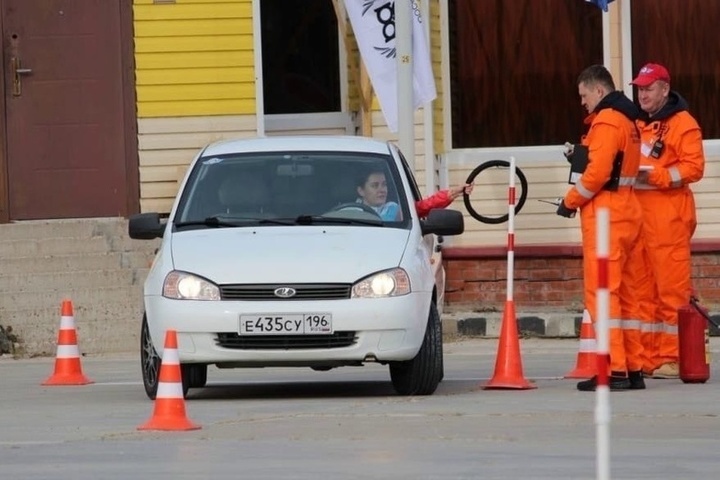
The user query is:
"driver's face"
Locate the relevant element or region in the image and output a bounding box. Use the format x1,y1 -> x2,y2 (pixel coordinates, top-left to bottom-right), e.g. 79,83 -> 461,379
357,172 -> 388,207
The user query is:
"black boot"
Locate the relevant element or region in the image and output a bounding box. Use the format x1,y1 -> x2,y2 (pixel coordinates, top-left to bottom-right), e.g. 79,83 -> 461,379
576,376 -> 598,391
577,373 -> 631,392
628,370 -> 646,390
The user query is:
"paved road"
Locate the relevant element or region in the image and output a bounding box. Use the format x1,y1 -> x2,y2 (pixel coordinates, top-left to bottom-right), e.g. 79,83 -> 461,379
2,338 -> 720,479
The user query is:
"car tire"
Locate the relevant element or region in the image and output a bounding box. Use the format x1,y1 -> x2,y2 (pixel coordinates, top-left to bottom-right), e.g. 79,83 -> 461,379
182,363 -> 208,389
389,302 -> 443,395
140,314 -> 189,400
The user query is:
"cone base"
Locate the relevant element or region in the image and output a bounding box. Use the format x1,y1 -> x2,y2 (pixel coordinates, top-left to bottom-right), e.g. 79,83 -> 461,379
482,300 -> 535,390
483,376 -> 537,390
137,415 -> 201,431
564,367 -> 597,379
42,374 -> 94,386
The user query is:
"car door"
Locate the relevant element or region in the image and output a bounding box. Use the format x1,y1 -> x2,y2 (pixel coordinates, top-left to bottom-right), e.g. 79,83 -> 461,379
393,145 -> 447,313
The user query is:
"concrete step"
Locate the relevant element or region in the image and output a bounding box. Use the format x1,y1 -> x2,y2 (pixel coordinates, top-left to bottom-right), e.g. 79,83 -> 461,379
0,218 -> 160,255
0,217 -> 144,242
0,251 -> 156,274
0,218 -> 107,240
0,218 -> 158,357
0,285 -> 144,313
0,236 -> 109,258
3,299 -> 146,356
110,236 -> 161,254
0,269 -> 149,293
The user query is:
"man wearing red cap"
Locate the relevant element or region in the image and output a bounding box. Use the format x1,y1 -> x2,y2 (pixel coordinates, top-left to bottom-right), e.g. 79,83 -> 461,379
630,63 -> 705,379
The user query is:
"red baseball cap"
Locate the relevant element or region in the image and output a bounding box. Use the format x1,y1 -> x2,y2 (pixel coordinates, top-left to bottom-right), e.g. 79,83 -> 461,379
631,63 -> 671,87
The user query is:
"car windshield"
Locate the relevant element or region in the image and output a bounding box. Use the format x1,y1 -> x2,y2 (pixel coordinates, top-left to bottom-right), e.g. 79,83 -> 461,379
173,151 -> 412,230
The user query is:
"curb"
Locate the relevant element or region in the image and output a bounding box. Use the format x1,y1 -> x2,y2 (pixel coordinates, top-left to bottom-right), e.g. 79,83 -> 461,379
441,311 -> 720,339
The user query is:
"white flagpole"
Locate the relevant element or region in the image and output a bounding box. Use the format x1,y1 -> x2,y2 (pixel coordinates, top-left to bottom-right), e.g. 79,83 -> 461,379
396,0 -> 415,170
422,0 -> 434,196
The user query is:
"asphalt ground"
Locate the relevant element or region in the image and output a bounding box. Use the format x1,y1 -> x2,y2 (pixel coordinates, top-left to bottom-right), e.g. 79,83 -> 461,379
2,338 -> 720,479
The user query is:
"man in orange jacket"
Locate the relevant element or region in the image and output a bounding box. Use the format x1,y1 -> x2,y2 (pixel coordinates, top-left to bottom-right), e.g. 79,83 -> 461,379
557,65 -> 645,391
630,63 -> 705,379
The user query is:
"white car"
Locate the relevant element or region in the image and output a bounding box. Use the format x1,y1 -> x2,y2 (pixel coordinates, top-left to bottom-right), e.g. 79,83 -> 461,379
129,135 -> 464,399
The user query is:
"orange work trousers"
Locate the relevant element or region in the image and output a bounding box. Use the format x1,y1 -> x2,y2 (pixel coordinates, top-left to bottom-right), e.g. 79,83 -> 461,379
580,192 -> 644,374
634,187 -> 696,369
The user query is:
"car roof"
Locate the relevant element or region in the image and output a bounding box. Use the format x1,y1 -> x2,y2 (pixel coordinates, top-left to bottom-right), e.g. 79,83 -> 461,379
200,135 -> 393,157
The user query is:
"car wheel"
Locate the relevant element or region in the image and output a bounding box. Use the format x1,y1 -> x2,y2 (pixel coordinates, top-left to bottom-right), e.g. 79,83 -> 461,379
140,314 -> 189,400
389,302 -> 443,395
182,363 -> 208,389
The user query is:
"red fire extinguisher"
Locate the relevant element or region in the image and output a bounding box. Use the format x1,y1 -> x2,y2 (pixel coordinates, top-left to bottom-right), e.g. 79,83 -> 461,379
678,297 -> 715,384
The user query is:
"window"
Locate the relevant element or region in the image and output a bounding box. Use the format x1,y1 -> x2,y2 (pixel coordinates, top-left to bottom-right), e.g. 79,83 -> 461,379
260,0 -> 341,114
448,0 -> 603,148
630,0 -> 720,139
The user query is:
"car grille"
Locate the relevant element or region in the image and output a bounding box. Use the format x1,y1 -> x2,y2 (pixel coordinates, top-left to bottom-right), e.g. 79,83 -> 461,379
219,284 -> 352,301
215,331 -> 357,350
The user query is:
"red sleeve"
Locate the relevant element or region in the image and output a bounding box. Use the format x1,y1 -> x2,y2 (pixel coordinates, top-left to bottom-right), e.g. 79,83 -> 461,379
414,190 -> 453,218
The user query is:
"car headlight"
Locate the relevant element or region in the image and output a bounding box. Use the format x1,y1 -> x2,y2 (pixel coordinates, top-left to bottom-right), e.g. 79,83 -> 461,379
163,271 -> 220,300
352,268 -> 411,298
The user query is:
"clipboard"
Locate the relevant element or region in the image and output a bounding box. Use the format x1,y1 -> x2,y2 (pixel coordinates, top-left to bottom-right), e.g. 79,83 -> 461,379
565,144 -> 622,191
566,144 -> 589,185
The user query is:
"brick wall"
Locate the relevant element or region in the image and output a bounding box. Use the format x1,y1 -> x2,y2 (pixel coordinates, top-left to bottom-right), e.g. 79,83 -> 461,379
443,242 -> 720,312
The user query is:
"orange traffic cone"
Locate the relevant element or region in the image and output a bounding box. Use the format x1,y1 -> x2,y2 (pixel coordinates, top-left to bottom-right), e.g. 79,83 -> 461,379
482,300 -> 536,390
42,300 -> 93,386
138,329 -> 201,431
564,309 -> 597,379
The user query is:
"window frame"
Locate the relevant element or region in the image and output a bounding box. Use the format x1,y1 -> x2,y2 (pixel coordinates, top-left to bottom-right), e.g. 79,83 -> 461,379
440,0 -> 718,158
252,0 -> 352,136
620,0 -> 720,156
441,1 -> 612,154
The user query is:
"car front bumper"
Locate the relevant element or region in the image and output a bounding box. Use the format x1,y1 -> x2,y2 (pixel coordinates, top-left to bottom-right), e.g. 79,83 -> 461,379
144,293 -> 431,366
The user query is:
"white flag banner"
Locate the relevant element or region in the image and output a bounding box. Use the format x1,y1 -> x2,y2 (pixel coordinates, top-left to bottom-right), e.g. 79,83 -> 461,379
345,0 -> 437,132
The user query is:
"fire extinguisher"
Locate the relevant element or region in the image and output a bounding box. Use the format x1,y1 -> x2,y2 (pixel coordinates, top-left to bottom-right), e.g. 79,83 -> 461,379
678,297 -> 717,384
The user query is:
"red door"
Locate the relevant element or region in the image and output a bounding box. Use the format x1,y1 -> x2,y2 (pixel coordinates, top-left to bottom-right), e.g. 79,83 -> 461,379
1,0 -> 135,220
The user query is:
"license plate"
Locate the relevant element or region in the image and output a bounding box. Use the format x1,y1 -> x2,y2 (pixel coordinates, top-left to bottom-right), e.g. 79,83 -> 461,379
239,313 -> 332,335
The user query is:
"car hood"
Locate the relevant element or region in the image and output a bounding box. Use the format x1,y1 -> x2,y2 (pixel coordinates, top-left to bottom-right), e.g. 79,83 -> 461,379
170,226 -> 411,284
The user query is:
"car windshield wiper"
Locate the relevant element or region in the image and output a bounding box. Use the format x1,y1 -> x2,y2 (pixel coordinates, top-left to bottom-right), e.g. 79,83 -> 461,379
174,216 -> 239,229
174,216 -> 295,229
294,215 -> 384,226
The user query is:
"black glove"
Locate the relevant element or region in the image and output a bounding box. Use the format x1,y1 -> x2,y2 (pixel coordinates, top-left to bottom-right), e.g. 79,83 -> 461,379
556,200 -> 576,218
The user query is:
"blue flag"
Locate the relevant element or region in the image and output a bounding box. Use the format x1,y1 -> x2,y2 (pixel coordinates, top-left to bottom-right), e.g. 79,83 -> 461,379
586,0 -> 615,12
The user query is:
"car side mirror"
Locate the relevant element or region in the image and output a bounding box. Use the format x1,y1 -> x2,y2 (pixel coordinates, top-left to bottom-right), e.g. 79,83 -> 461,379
420,209 -> 464,236
129,213 -> 165,240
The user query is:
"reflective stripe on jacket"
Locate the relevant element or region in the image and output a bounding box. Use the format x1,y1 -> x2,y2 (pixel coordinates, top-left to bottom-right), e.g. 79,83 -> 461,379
635,111 -> 705,190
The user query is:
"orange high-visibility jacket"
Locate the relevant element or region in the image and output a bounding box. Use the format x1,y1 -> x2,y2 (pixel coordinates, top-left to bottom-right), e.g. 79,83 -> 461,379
635,91 -> 704,194
564,92 -> 641,210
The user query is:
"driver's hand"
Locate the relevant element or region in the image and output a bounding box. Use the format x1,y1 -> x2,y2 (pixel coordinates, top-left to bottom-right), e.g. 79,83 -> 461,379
450,183 -> 474,200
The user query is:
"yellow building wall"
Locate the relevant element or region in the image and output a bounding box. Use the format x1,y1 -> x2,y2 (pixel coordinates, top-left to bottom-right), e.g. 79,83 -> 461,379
133,0 -> 258,212
134,0 -> 255,117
